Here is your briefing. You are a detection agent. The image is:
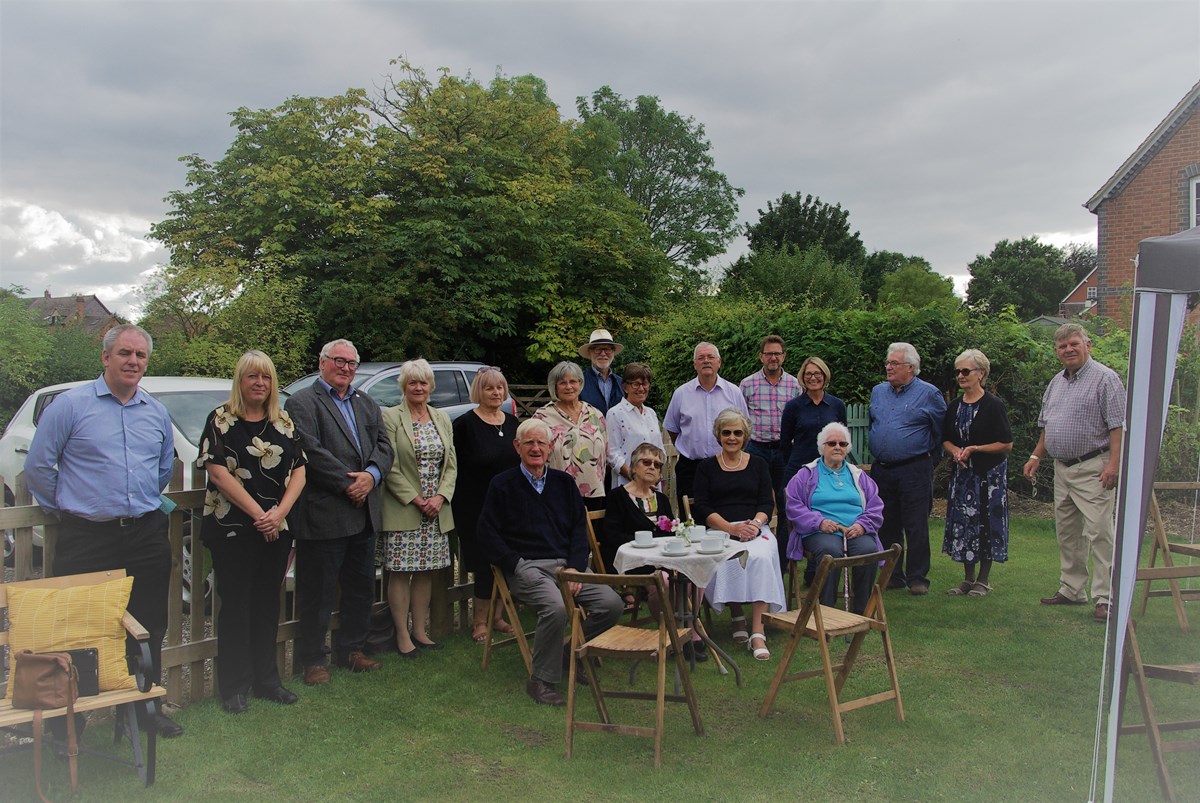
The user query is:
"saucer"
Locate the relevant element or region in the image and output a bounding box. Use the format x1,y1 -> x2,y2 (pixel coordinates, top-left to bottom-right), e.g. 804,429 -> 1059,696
632,542 -> 657,549
662,547 -> 689,556
697,547 -> 725,555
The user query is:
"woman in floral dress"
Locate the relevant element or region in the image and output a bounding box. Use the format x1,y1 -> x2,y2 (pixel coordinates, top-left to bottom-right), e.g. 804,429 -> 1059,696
381,359 -> 457,657
533,361 -> 608,511
198,350 -> 306,714
942,349 -> 1013,597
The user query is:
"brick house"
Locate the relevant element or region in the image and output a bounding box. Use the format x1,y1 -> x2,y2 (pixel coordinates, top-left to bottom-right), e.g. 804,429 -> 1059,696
1059,267 -> 1099,318
1085,80 -> 1200,323
24,290 -> 122,334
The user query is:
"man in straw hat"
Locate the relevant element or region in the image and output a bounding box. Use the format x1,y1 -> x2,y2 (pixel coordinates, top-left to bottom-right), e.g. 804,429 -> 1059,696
578,328 -> 624,415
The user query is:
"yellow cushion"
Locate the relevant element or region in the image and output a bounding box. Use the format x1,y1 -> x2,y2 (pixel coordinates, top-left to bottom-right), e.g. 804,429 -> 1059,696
5,575 -> 138,697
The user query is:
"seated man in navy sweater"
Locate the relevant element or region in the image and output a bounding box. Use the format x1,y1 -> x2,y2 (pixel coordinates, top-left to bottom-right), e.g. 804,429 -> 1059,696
479,418 -> 623,706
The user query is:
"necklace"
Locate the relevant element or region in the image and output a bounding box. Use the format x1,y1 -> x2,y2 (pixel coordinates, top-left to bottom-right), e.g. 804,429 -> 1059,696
476,408 -> 505,436
825,462 -> 847,488
555,403 -> 581,423
719,452 -> 744,471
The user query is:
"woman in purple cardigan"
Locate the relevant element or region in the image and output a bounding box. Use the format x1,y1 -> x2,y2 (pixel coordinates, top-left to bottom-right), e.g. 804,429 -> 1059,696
785,421 -> 884,613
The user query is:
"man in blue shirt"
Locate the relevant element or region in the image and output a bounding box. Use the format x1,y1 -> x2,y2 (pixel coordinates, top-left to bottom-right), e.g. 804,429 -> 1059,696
868,342 -> 946,595
26,324 -> 184,738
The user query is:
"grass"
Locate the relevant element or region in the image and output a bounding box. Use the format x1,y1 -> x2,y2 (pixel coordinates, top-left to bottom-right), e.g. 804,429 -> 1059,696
3,514 -> 1198,801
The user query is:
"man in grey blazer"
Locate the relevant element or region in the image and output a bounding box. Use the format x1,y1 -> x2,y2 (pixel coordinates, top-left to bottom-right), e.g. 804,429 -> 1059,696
285,338 -> 395,685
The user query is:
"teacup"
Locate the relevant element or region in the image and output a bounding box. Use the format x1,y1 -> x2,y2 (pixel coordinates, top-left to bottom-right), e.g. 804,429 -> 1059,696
707,528 -> 729,545
634,530 -> 653,547
688,525 -> 707,541
662,538 -> 688,555
701,534 -> 723,552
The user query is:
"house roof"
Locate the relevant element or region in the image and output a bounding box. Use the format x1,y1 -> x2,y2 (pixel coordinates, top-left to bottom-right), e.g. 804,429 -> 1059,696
1085,80 -> 1200,212
24,293 -> 120,332
1061,267 -> 1098,302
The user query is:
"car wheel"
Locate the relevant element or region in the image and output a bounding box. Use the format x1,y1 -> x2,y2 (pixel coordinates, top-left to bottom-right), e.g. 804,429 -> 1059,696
181,527 -> 214,615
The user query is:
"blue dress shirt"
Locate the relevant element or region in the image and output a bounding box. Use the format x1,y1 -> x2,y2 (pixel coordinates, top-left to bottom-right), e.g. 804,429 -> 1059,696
316,376 -> 382,486
867,377 -> 946,463
25,375 -> 175,520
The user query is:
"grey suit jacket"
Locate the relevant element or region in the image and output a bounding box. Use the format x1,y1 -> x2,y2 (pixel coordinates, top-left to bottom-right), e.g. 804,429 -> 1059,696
284,381 -> 395,540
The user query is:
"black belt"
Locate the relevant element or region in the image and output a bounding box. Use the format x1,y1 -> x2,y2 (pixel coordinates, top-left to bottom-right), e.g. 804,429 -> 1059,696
1057,447 -> 1109,467
751,440 -> 780,448
874,453 -> 930,470
60,510 -> 156,528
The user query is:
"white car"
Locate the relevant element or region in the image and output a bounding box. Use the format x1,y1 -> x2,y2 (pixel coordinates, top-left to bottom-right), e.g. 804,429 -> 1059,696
1,376 -> 234,611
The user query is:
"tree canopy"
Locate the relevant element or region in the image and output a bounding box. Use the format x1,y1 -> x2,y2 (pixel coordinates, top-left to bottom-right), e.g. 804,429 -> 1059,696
877,262 -> 959,314
965,237 -> 1075,320
719,246 -> 861,310
146,61 -> 673,378
574,87 -> 743,293
745,192 -> 866,266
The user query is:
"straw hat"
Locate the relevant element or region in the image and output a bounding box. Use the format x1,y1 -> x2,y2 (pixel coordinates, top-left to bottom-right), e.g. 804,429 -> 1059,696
578,329 -> 624,359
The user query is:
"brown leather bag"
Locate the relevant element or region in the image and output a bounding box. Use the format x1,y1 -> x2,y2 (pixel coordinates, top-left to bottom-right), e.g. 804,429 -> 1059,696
12,650 -> 79,802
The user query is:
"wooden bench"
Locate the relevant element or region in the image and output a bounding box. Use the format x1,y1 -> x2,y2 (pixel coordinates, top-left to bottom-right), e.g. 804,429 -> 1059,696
1,570 -> 168,787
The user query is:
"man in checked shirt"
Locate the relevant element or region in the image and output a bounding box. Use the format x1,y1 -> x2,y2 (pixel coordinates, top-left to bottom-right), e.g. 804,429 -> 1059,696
1023,323 -> 1125,623
740,334 -> 800,569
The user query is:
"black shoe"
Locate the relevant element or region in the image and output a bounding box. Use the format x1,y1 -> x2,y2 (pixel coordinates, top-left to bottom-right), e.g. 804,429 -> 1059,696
526,678 -> 565,706
397,647 -> 420,659
254,686 -> 298,705
150,711 -> 184,738
222,694 -> 248,714
682,641 -> 709,663
412,637 -> 443,651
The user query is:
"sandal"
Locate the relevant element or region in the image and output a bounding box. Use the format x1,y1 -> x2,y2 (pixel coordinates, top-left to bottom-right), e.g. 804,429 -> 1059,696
946,581 -> 974,596
748,633 -> 770,661
472,623 -> 489,643
492,619 -> 515,635
731,615 -> 748,644
968,582 -> 992,597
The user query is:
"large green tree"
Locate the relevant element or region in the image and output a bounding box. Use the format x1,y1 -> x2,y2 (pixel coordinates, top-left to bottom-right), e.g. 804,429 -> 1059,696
745,192 -> 866,266
862,250 -> 932,303
877,263 -> 959,314
966,237 -> 1075,319
719,245 -> 862,311
574,87 -> 743,293
147,60 -> 671,375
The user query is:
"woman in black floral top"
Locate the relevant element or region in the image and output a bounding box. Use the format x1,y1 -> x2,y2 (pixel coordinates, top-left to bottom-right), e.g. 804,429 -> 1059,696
198,350 -> 307,715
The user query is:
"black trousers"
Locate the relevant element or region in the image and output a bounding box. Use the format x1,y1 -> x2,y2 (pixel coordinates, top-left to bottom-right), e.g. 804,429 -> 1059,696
207,529 -> 293,697
294,527 -> 376,667
54,511 -> 171,686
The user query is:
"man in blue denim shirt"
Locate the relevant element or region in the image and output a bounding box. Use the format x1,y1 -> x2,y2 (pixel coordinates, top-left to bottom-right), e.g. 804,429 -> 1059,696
868,342 -> 946,595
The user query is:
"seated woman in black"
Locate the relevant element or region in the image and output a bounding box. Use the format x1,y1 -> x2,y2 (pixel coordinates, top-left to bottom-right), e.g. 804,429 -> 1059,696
602,442 -> 672,572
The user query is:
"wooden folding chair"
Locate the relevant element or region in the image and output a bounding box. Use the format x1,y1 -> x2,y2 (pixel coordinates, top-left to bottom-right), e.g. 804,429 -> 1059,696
787,550 -> 853,611
1138,485 -> 1200,634
1118,618 -> 1200,803
480,566 -> 534,675
758,544 -> 904,745
559,569 -> 703,768
586,510 -> 608,573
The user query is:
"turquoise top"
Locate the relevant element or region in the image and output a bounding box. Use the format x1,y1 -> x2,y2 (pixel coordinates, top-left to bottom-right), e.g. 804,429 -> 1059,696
807,460 -> 863,529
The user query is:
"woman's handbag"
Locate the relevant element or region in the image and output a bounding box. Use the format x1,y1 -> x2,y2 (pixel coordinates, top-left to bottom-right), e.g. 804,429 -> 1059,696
12,650 -> 79,802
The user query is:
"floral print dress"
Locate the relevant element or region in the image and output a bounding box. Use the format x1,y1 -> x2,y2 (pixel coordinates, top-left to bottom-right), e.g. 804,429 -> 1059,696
380,420 -> 451,572
533,402 -> 607,500
197,407 -> 306,542
942,400 -> 1009,563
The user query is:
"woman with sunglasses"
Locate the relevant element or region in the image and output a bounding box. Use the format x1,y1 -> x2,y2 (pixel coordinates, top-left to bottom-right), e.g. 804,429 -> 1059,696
693,408 -> 786,661
784,421 -> 884,615
602,442 -> 673,573
941,349 -> 1012,597
605,363 -> 665,490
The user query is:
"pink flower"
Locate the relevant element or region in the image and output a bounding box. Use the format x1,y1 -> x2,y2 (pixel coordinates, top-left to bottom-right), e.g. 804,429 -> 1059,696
656,515 -> 673,532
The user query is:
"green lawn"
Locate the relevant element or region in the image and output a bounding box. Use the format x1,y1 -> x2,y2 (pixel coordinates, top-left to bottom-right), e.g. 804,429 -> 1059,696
3,514 -> 1197,801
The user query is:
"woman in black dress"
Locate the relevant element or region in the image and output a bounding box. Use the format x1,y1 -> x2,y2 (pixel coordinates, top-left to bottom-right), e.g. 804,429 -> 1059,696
198,350 -> 306,714
452,367 -> 520,642
603,442 -> 673,572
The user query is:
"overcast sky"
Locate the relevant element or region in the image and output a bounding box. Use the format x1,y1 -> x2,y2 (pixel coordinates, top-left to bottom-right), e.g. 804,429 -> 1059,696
1,0 -> 1197,318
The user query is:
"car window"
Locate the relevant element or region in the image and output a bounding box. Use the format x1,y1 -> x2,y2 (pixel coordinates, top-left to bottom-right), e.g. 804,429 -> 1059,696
430,371 -> 463,407
154,390 -> 232,446
32,391 -> 68,427
365,375 -> 403,407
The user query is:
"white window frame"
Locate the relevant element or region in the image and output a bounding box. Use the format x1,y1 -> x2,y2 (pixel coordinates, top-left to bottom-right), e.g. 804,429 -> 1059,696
1086,286 -> 1098,300
1192,176 -> 1200,228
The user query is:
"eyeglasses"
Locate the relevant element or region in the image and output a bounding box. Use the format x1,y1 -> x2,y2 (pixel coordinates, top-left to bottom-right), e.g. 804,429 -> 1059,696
720,429 -> 745,438
591,346 -> 615,354
955,367 -> 977,377
824,441 -> 849,448
802,371 -> 825,379
761,351 -> 784,358
637,458 -> 664,469
884,360 -> 909,369
476,366 -> 502,374
519,439 -> 549,448
626,380 -> 650,388
325,356 -> 359,369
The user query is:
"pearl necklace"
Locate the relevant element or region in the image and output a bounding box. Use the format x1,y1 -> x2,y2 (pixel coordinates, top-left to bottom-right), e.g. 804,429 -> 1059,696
719,452 -> 745,471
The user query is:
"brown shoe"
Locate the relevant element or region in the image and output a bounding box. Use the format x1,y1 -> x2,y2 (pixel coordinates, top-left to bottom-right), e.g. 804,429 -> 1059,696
908,583 -> 929,596
1040,592 -> 1086,606
1093,603 -> 1110,622
526,678 -> 565,706
303,665 -> 331,686
336,651 -> 382,673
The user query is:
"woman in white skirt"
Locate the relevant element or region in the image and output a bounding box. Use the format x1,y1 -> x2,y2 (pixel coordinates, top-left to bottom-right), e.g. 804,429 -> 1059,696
693,408 -> 786,660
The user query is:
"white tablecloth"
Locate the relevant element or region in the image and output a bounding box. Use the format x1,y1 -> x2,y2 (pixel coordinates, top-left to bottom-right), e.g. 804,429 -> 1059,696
614,540 -> 749,587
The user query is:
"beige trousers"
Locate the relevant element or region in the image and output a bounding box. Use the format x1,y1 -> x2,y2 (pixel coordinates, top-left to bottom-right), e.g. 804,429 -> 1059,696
1052,453 -> 1114,605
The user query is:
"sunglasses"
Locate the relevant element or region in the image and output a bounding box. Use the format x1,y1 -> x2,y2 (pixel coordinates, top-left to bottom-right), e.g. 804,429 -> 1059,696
955,367 -> 977,377
637,458 -> 665,469
824,441 -> 850,448
720,429 -> 745,438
